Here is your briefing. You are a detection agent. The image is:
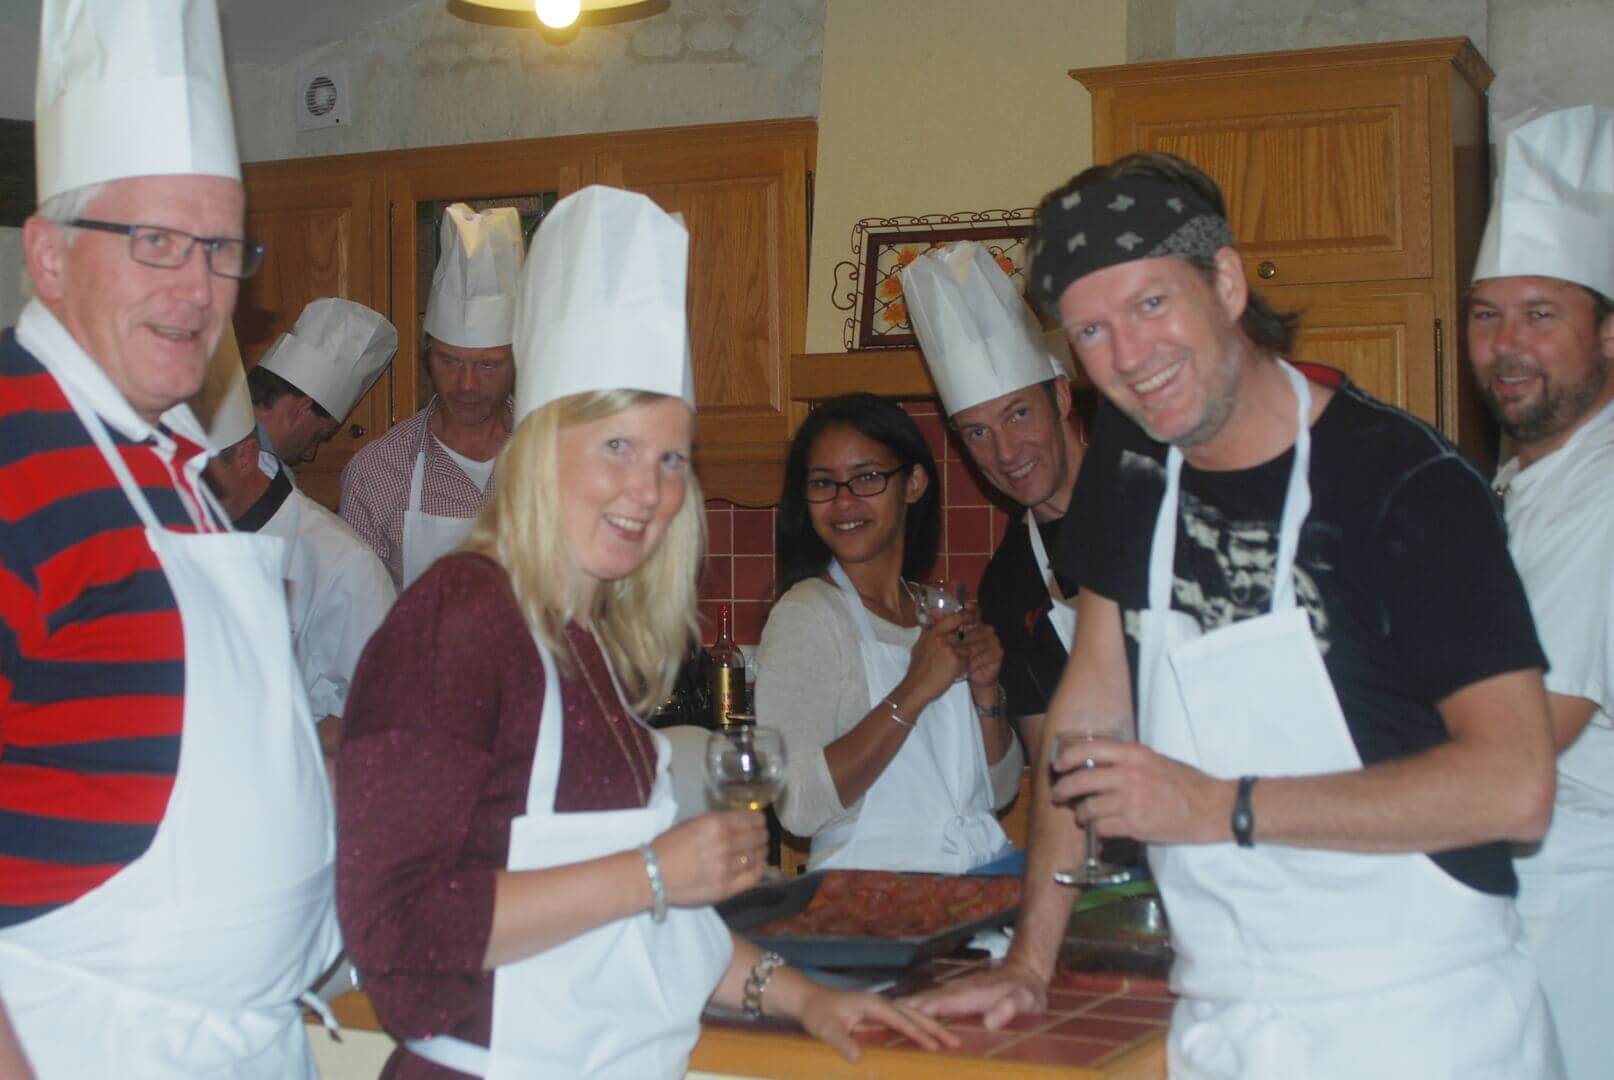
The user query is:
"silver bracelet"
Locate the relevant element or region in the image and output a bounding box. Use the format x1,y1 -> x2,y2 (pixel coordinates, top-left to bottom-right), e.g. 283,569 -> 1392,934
879,696 -> 914,729
637,843 -> 668,924
743,950 -> 785,1020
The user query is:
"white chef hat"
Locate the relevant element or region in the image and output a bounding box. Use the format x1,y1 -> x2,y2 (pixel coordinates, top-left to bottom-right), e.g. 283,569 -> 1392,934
1473,105 -> 1614,300
35,0 -> 240,203
194,321 -> 253,450
258,298 -> 398,421
512,185 -> 695,421
424,204 -> 525,349
901,241 -> 1064,417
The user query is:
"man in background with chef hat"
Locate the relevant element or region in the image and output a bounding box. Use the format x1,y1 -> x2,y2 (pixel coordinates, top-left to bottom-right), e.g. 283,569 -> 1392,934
197,326 -> 397,766
1466,104 -> 1614,1079
902,241 -> 1085,757
250,295 -> 398,477
341,203 -> 524,588
0,1 -> 340,1076
913,151 -> 1564,1076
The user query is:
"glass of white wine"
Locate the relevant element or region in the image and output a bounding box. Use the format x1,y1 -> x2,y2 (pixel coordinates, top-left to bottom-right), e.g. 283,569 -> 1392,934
904,579 -> 966,628
705,724 -> 787,811
1050,725 -> 1132,887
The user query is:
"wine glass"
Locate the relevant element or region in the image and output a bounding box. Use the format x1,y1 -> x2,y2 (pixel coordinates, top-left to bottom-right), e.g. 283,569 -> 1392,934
904,579 -> 966,628
1049,723 -> 1132,887
705,724 -> 787,811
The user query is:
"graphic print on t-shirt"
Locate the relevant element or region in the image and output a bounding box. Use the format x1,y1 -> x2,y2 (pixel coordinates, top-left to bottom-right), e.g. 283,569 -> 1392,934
1116,449 -> 1332,655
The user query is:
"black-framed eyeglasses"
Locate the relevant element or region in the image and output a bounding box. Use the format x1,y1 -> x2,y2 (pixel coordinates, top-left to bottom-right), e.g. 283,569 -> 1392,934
68,219 -> 266,280
804,467 -> 906,503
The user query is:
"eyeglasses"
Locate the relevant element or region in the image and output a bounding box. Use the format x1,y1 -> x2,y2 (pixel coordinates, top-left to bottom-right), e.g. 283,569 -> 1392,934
68,219 -> 266,280
804,467 -> 906,503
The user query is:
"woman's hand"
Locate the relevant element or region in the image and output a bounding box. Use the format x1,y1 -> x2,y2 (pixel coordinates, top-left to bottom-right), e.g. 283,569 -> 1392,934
799,988 -> 961,1061
650,810 -> 767,907
958,611 -> 1004,693
901,611 -> 970,706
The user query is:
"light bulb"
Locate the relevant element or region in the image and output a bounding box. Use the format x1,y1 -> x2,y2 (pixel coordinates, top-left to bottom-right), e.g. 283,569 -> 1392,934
534,0 -> 581,29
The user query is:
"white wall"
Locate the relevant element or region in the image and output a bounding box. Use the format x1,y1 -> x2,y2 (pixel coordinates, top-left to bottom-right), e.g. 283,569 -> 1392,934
0,21 -> 34,120
228,0 -> 824,163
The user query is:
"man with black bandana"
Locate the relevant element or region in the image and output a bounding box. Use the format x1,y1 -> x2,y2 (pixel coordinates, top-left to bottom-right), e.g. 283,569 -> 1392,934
901,241 -> 1084,757
911,151 -> 1565,1078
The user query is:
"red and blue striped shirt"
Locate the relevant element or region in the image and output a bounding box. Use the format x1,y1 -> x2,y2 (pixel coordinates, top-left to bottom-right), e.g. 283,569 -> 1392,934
0,319 -> 210,928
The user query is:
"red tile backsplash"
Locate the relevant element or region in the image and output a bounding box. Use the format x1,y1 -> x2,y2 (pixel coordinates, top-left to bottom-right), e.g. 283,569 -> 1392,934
696,397 -> 1016,645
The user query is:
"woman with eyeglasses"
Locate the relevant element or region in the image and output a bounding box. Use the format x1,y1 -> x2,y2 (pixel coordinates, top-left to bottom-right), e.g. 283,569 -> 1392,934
756,393 -> 1023,873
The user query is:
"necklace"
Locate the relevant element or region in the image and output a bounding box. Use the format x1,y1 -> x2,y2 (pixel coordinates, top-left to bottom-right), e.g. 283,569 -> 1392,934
857,585 -> 916,628
567,630 -> 655,804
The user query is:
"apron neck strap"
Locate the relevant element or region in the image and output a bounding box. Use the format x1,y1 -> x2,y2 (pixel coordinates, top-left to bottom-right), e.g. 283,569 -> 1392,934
408,446 -> 429,510
1147,359 -> 1314,614
827,560 -> 880,643
1024,509 -> 1069,604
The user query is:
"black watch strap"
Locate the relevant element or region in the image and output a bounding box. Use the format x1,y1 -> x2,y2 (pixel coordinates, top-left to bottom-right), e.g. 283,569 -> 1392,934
1232,775 -> 1258,848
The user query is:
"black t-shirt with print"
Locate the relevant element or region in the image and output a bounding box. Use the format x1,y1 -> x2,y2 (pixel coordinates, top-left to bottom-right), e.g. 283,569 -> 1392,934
979,516 -> 1075,727
1057,381 -> 1546,896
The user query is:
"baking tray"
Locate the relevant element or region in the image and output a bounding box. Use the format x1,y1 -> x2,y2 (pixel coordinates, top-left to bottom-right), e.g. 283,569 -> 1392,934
717,870 -> 1019,970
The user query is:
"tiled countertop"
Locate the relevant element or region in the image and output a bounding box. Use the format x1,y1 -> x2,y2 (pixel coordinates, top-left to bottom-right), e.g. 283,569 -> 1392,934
690,958 -> 1171,1079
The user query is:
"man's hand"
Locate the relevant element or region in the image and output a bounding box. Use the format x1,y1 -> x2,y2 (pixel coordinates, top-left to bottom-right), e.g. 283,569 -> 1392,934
901,956 -> 1048,1030
1053,738 -> 1233,845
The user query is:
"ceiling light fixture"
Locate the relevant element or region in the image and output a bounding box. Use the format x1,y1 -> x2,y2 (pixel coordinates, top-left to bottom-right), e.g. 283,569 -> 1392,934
452,0 -> 656,32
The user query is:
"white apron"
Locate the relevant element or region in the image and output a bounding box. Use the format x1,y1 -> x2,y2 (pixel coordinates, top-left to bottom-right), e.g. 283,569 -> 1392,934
0,366 -> 340,1078
401,443 -> 482,589
1025,511 -> 1077,653
809,561 -> 1008,873
407,637 -> 733,1078
1138,362 -> 1562,1080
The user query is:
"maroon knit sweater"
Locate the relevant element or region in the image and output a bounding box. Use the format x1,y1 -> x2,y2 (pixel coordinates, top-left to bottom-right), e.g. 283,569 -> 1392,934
335,552 -> 655,1079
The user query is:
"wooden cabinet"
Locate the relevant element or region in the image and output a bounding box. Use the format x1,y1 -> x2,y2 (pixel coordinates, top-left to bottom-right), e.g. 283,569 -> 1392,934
1073,38 -> 1494,462
599,124 -> 813,506
237,160 -> 388,509
241,120 -> 814,510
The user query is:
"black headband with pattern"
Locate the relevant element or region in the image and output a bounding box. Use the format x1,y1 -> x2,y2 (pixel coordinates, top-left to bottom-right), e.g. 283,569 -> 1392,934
1029,177 -> 1234,313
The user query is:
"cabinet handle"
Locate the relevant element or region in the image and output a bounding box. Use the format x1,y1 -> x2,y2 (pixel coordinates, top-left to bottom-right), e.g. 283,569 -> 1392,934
1257,260 -> 1278,280
349,424 -> 366,439
1433,318 -> 1445,433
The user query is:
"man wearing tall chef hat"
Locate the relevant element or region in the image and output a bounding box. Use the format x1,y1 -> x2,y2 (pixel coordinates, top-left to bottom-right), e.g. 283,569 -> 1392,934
250,295 -> 398,477
0,1 -> 340,1076
902,241 -> 1084,756
1467,104 -> 1614,1080
912,151 -> 1566,1077
197,326 -> 397,765
340,203 -> 524,588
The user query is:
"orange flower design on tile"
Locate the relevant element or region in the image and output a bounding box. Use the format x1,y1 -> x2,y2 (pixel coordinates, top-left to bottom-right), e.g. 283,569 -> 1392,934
879,274 -> 905,300
996,252 -> 1016,276
894,244 -> 926,268
880,299 -> 909,329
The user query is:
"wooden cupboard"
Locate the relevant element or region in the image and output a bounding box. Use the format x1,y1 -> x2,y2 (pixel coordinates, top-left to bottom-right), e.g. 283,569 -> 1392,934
1072,38 -> 1495,463
240,119 -> 815,509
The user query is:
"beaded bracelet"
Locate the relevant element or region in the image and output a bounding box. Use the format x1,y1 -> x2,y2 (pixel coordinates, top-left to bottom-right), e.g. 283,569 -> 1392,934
743,951 -> 785,1020
974,682 -> 1007,720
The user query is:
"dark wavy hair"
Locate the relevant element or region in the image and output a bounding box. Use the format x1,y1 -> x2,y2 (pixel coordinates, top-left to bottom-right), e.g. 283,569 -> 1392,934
775,393 -> 942,595
1039,151 -> 1301,356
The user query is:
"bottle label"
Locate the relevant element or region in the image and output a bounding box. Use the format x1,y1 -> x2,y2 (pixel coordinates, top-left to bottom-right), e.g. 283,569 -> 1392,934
713,667 -> 744,727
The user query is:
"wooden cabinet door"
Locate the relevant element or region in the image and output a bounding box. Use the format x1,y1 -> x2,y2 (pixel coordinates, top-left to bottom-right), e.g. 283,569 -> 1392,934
1264,281 -> 1443,424
239,162 -> 387,510
597,122 -> 814,506
1093,67 -> 1433,289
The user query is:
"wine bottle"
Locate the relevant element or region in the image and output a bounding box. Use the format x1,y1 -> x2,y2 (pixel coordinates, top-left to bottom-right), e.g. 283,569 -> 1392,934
708,603 -> 746,729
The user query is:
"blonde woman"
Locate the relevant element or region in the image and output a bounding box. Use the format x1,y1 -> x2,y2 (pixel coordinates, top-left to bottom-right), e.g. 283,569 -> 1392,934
334,187 -> 951,1079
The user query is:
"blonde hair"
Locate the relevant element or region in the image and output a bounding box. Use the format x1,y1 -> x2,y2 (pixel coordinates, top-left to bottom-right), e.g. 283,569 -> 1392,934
467,389 -> 704,715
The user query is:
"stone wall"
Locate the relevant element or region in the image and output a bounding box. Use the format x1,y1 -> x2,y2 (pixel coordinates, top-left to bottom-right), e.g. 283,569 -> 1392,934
229,0 -> 824,163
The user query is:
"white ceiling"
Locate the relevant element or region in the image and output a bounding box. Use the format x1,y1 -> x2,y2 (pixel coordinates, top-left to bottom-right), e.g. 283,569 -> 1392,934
0,0 -> 428,66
